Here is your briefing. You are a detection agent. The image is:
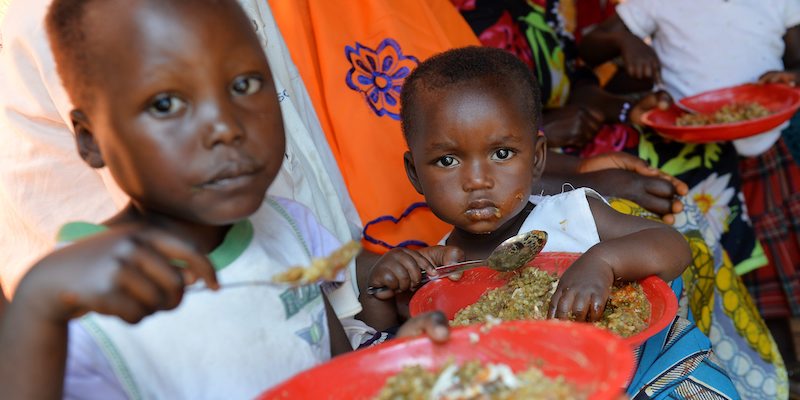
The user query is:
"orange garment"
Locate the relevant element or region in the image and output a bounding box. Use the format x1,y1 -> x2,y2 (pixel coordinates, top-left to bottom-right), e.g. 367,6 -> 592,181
270,0 -> 479,253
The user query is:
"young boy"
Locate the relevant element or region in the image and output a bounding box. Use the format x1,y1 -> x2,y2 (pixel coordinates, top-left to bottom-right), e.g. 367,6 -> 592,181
0,0 -> 449,398
368,46 -> 740,398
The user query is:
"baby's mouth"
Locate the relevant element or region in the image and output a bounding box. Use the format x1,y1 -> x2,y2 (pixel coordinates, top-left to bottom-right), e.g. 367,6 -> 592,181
464,201 -> 502,221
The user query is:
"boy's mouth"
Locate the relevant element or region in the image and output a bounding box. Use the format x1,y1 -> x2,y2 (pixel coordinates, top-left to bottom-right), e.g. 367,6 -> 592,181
464,200 -> 502,221
199,161 -> 263,190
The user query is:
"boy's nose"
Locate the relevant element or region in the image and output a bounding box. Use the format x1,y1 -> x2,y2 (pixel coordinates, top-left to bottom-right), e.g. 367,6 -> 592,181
202,102 -> 245,148
462,161 -> 494,192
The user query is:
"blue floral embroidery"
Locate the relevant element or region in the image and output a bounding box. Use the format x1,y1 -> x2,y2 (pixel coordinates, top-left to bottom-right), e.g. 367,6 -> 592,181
345,38 -> 418,120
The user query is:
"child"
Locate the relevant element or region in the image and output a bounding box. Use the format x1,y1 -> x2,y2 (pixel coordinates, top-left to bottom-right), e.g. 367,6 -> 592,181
0,0 -> 449,398
368,46 -> 739,398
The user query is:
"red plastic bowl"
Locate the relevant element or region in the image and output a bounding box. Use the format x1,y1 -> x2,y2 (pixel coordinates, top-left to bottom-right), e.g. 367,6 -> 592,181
641,83 -> 800,143
258,320 -> 634,400
409,252 -> 677,348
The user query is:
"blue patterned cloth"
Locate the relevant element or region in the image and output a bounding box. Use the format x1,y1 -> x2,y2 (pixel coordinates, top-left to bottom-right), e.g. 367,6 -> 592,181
627,277 -> 739,399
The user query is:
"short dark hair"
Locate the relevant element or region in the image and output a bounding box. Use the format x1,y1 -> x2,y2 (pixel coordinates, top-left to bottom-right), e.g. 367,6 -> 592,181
45,0 -> 100,109
400,46 -> 543,142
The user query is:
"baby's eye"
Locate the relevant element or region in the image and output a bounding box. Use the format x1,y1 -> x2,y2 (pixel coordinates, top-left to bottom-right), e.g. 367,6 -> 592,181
230,75 -> 263,96
491,149 -> 515,161
148,95 -> 186,117
435,156 -> 460,168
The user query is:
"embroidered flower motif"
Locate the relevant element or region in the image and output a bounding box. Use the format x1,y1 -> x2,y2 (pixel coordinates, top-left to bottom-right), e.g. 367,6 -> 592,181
687,172 -> 735,242
345,38 -> 418,120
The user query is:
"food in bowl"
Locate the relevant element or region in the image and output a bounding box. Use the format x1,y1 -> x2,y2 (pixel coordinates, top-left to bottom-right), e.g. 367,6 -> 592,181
451,268 -> 649,338
675,102 -> 771,126
374,360 -> 585,400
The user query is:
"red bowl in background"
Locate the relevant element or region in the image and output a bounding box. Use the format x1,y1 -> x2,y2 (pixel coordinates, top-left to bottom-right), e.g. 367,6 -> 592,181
409,252 -> 677,348
258,320 -> 634,400
641,83 -> 800,143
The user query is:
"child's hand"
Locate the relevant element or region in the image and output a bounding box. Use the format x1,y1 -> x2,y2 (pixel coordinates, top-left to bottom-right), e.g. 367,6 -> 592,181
548,257 -> 615,322
619,35 -> 661,82
367,246 -> 464,300
17,226 -> 218,324
759,70 -> 799,86
396,311 -> 450,343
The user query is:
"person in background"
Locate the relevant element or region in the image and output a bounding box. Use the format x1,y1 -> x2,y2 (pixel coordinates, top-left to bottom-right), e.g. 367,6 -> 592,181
580,1 -> 800,397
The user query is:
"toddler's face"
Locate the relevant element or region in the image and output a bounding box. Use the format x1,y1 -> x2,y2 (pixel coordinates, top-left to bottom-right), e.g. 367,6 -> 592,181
78,1 -> 284,225
404,84 -> 544,234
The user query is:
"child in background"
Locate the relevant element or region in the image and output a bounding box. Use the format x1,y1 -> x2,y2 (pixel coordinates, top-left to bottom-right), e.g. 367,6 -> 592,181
580,2 -> 799,396
0,0 -> 449,398
368,46 -> 739,398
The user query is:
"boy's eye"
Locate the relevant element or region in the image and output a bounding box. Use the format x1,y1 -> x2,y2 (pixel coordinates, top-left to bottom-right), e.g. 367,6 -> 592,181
491,149 -> 515,161
230,75 -> 263,96
148,95 -> 186,117
435,156 -> 460,168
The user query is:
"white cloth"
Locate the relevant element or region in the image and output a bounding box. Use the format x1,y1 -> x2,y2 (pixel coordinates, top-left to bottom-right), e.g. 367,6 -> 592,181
617,0 -> 800,156
0,0 -> 362,310
64,197 -> 369,400
522,188 -> 605,252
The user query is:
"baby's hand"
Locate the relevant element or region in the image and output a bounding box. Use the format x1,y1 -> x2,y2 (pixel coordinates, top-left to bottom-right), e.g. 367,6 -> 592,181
367,246 -> 463,300
17,226 -> 218,324
619,35 -> 661,82
759,70 -> 799,86
396,311 -> 450,343
547,257 -> 614,323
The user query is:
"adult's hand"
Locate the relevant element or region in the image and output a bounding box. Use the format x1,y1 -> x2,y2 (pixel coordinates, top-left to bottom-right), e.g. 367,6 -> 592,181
629,90 -> 672,126
578,152 -> 688,224
542,105 -> 603,148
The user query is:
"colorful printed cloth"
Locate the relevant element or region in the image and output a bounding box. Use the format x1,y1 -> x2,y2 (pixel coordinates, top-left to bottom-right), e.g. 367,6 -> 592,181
611,198 -> 787,399
453,0 -> 580,109
740,115 -> 800,318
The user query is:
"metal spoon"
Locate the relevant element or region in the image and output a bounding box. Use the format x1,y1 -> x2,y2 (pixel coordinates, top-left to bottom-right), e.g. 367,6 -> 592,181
187,240 -> 361,292
366,230 -> 547,295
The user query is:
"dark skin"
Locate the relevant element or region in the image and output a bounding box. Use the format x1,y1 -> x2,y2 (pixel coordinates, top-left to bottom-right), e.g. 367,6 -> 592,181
369,80 -> 691,324
0,1 -> 448,398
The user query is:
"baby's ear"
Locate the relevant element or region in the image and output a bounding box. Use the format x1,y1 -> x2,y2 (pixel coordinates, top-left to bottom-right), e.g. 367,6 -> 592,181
71,110 -> 105,169
532,131 -> 547,179
403,151 -> 424,195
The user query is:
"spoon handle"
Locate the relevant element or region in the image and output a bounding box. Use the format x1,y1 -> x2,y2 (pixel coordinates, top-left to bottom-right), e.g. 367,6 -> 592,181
365,260 -> 485,296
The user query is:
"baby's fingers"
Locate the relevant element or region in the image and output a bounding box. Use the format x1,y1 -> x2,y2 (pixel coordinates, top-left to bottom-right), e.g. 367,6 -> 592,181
397,311 -> 450,343
587,294 -> 607,323
570,291 -> 592,322
90,294 -> 151,324
138,230 -> 218,290
548,287 -> 576,320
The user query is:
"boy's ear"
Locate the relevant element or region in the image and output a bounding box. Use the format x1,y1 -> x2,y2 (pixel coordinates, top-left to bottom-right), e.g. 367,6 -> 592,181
71,110 -> 105,169
532,130 -> 547,180
403,151 -> 424,195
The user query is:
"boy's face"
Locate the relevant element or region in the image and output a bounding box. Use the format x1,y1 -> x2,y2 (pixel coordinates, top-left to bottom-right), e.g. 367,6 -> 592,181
404,83 -> 545,234
74,0 -> 284,225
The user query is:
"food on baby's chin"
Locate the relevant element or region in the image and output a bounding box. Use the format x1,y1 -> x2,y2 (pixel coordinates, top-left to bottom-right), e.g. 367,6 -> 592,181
675,102 -> 771,126
451,268 -> 650,338
375,361 -> 585,400
271,240 -> 361,285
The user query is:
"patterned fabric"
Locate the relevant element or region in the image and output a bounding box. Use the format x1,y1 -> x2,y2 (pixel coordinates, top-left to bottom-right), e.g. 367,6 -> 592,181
739,119 -> 800,318
606,127 -> 767,275
453,0 -> 578,108
611,198 -> 787,399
